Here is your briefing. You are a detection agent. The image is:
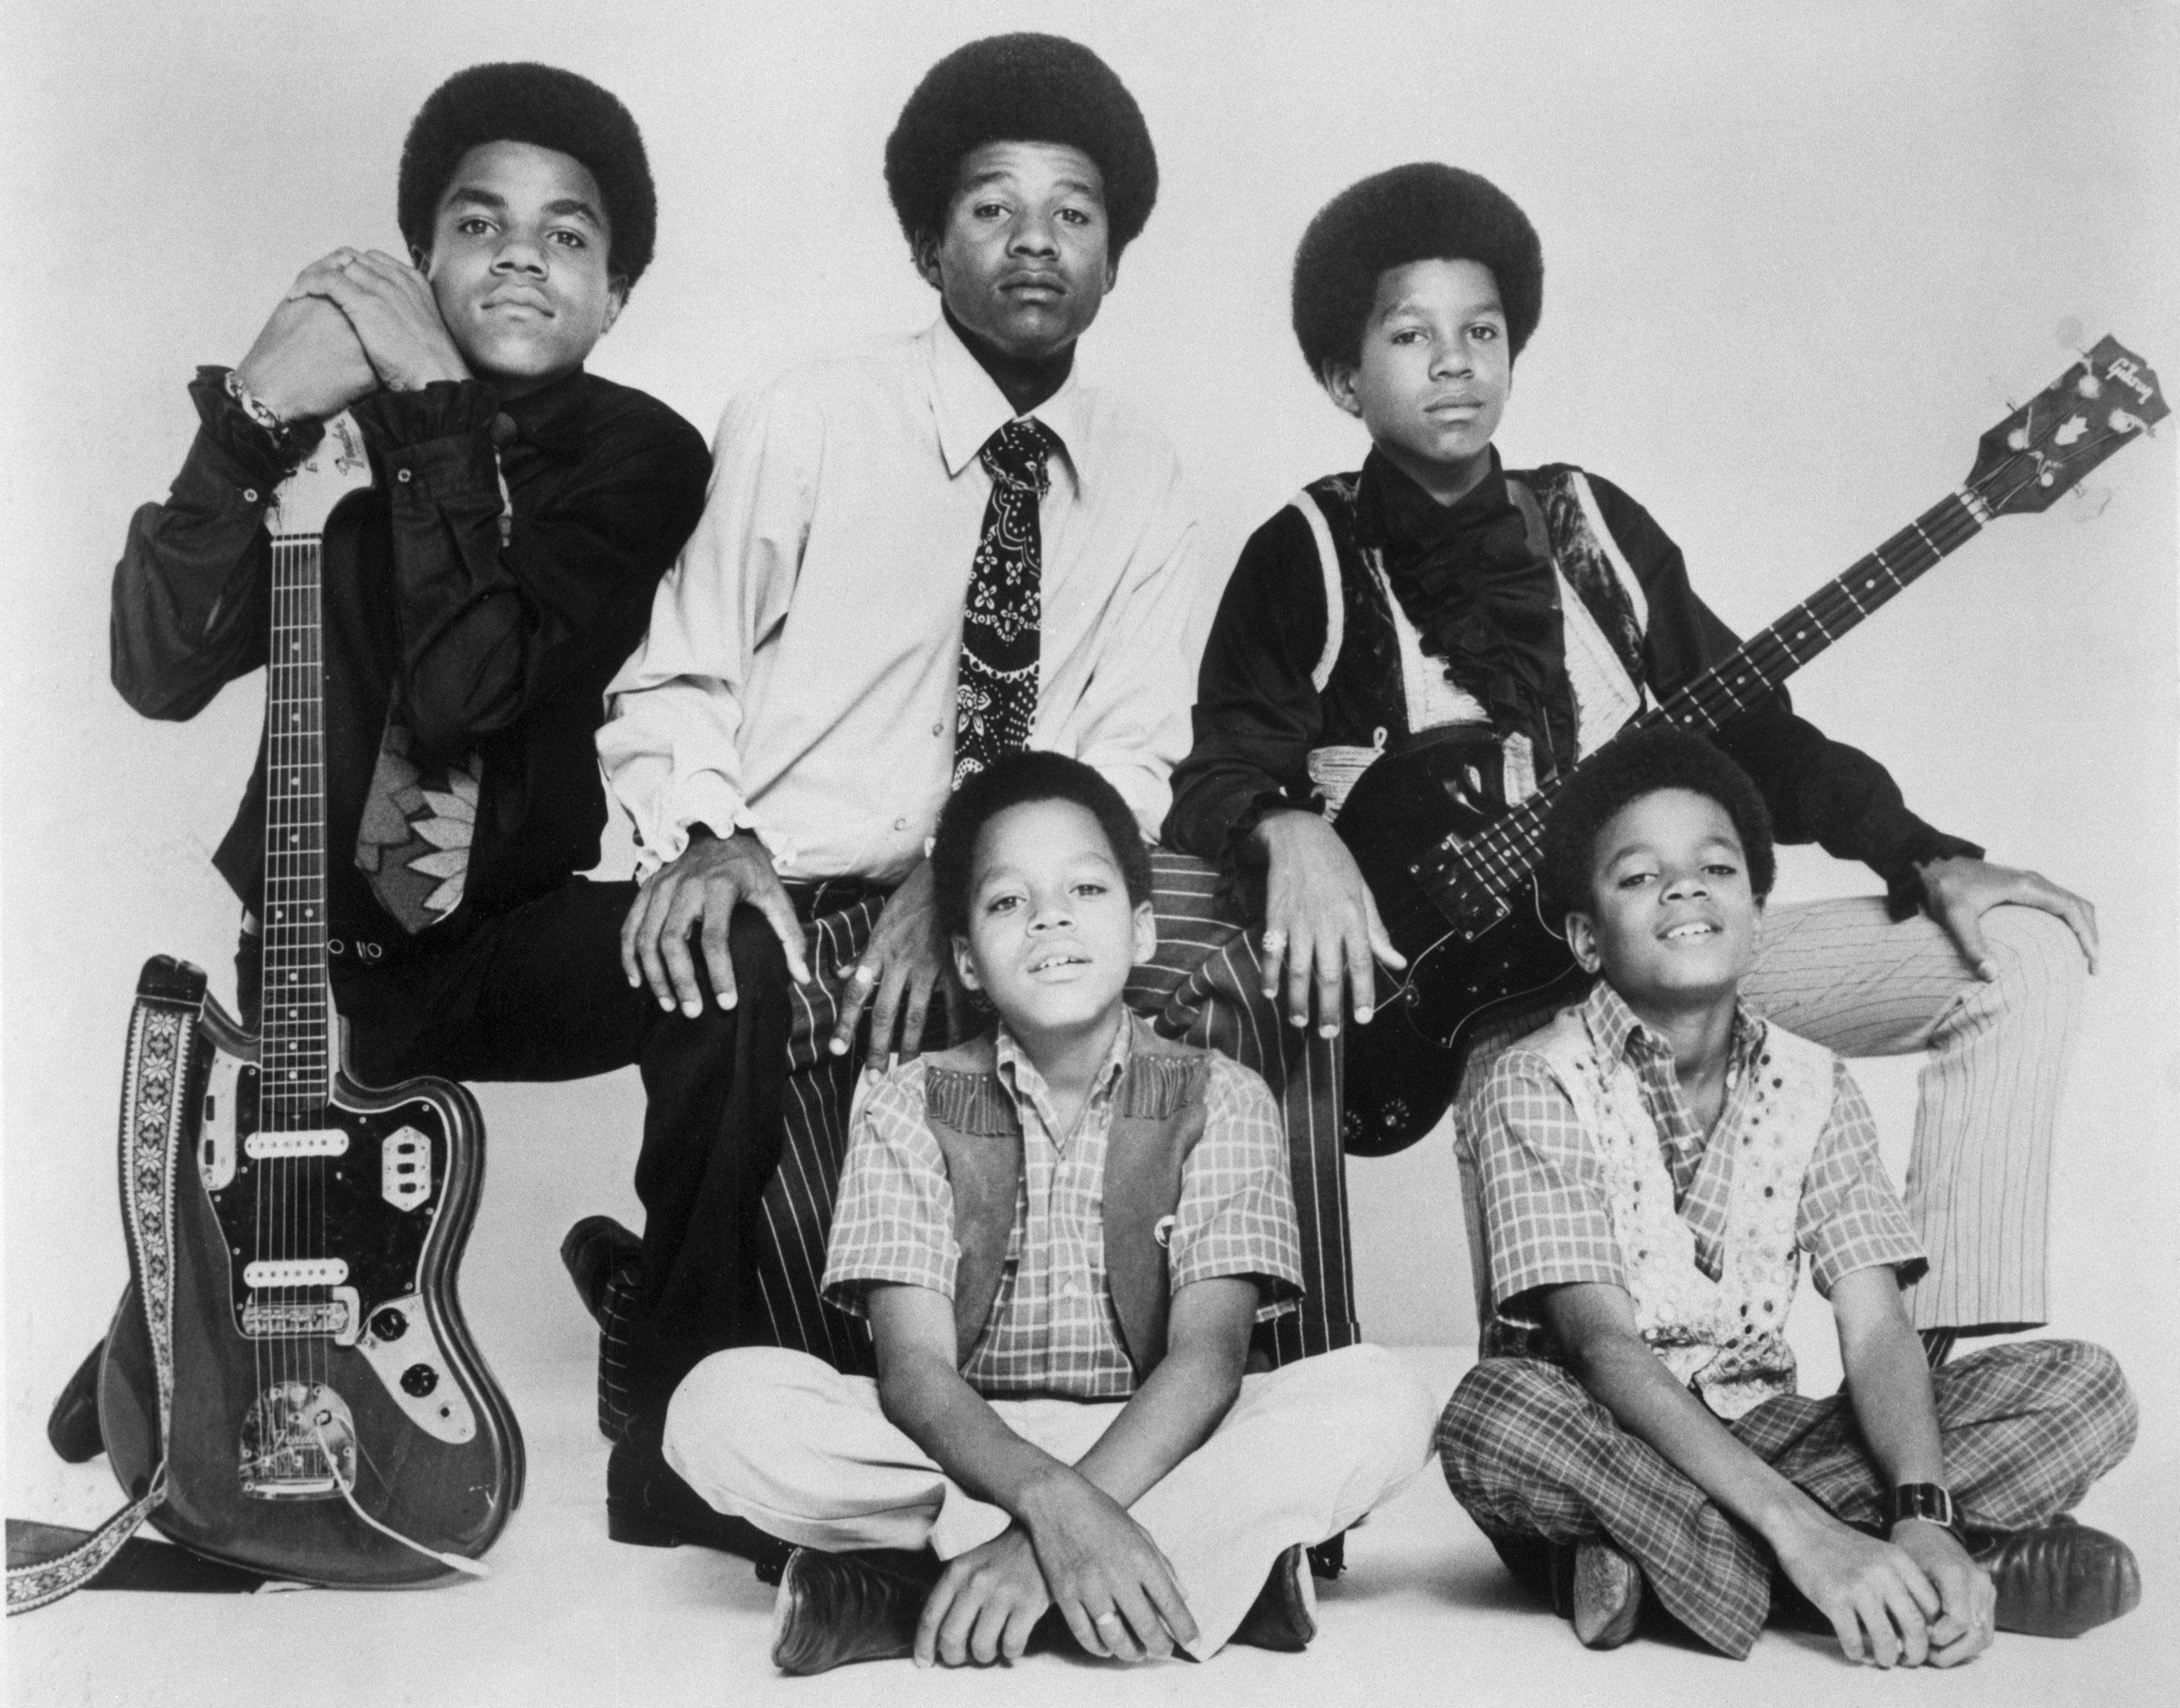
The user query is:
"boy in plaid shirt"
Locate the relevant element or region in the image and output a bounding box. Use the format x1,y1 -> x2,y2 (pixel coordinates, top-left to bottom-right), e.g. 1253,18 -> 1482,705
663,752 -> 1436,1672
1439,728 -> 2138,1664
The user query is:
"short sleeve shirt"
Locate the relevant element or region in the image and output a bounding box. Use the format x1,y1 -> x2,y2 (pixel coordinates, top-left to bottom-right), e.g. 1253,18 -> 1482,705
823,1013 -> 1302,1399
1465,982 -> 1925,1364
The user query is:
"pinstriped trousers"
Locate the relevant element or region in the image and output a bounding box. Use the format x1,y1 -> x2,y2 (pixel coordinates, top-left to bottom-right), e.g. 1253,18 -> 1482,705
747,851 -> 1358,1375
1437,1340 -> 2136,1657
1462,897 -> 2086,1336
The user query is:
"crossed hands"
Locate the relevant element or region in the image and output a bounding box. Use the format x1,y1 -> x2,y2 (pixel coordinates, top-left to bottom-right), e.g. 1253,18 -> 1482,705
235,248 -> 469,424
1777,1511 -> 1995,1669
914,1475 -> 1198,1668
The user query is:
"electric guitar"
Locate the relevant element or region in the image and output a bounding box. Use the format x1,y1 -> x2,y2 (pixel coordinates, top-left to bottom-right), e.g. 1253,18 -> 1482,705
97,415 -> 522,1584
1337,337 -> 2167,1155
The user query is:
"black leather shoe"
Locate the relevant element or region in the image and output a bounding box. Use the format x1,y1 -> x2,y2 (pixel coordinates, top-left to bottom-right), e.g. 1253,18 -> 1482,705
560,1215 -> 641,1327
770,1547 -> 939,1675
605,1432 -> 793,1575
1228,1542 -> 1316,1652
47,1340 -> 107,1464
1970,1515 -> 2141,1637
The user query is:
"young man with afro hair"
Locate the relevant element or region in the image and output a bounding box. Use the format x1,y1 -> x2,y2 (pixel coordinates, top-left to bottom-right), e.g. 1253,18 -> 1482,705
1165,161 -> 2100,1366
591,33 -> 1369,1554
1439,727 -> 2137,1661
77,66 -> 799,1552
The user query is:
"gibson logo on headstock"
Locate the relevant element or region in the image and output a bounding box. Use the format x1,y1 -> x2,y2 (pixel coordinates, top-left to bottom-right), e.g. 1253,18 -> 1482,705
2105,356 -> 2156,407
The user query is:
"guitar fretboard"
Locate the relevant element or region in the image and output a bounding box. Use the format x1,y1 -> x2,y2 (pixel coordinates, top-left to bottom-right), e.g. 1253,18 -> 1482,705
260,530 -> 332,1122
1421,489 -> 1988,926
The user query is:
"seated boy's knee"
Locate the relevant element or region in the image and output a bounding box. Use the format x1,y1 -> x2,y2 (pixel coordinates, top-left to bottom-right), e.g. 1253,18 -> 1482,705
664,1345 -> 822,1468
1318,1343 -> 1440,1452
2040,1340 -> 2138,1459
1979,903 -> 2089,993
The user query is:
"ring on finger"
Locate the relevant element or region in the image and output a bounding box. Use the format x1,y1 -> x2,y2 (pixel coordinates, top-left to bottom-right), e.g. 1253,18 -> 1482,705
1094,1611 -> 1123,1630
851,963 -> 878,986
1260,929 -> 1287,951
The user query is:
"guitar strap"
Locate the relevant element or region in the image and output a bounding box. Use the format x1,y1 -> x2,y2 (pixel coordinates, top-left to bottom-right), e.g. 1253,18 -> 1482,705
6,977 -> 197,1614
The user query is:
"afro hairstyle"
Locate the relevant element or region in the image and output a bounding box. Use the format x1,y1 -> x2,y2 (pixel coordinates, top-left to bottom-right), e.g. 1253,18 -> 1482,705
1291,162 -> 1543,379
398,62 -> 657,287
930,751 -> 1152,941
884,33 -> 1158,262
1540,725 -> 1777,921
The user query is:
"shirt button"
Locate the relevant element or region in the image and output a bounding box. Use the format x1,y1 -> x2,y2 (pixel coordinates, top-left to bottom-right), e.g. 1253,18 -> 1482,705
932,722 -> 944,737
396,468 -> 413,484
241,488 -> 259,503
1059,1276 -> 1078,1296
894,817 -> 908,831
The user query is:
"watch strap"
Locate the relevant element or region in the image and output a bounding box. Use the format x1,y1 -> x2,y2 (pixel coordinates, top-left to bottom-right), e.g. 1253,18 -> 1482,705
1882,1482 -> 1956,1530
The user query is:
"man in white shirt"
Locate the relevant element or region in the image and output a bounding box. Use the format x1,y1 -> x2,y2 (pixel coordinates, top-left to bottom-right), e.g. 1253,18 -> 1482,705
583,34 -> 1361,1556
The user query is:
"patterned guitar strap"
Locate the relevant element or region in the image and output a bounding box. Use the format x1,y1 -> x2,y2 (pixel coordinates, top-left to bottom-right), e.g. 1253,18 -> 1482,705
953,418 -> 1055,786
5,976 -> 198,1613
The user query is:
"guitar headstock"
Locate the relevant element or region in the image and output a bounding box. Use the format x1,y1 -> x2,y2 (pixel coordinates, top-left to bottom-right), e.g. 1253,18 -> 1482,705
1966,337 -> 2166,517
267,411 -> 374,539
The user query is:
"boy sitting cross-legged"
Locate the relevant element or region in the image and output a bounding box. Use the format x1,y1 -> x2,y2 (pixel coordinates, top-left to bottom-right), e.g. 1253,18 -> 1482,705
661,751 -> 1436,1672
1438,727 -> 2138,1665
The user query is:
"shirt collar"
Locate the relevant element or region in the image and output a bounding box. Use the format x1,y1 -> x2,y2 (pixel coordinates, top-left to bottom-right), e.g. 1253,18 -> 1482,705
1578,978 -> 1768,1077
993,1010 -> 1136,1133
923,316 -> 1086,497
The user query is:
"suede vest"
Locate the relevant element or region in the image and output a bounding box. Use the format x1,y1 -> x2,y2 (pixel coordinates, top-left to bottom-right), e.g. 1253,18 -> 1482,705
921,1027 -> 1211,1380
1525,1010 -> 1837,1419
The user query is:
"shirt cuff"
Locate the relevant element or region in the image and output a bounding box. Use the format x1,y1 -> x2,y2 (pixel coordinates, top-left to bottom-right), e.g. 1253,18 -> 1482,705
1490,1258 -> 1625,1328
348,377 -> 501,447
1874,827 -> 1988,920
189,366 -> 323,487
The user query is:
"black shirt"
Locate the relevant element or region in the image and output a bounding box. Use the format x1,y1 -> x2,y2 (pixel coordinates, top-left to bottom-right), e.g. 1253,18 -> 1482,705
111,366 -> 712,939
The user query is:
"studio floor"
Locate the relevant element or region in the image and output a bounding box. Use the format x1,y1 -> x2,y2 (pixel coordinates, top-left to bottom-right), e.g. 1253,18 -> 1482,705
7,1347 -> 2173,1708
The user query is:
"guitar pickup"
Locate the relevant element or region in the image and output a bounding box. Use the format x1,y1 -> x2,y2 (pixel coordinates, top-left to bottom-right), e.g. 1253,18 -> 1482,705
244,1129 -> 349,1160
381,1127 -> 432,1212
242,1257 -> 349,1288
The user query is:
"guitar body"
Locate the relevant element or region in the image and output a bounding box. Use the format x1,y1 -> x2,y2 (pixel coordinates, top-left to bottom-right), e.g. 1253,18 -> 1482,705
1337,731 -> 1590,1155
100,982 -> 521,1585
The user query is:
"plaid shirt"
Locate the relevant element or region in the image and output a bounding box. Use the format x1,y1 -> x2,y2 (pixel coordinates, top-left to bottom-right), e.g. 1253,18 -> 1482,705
824,1012 -> 1302,1399
1463,981 -> 1925,1389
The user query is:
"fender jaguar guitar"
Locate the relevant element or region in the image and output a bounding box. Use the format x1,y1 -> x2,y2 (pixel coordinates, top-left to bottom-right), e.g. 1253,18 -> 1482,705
96,416 -> 523,1585
1337,337 -> 2167,1155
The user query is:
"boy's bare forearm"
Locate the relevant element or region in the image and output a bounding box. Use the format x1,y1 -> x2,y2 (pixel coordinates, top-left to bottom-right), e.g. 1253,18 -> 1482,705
1074,1276 -> 1256,1508
877,1351 -> 1080,1519
1071,1343 -> 1242,1508
1832,1268 -> 1946,1489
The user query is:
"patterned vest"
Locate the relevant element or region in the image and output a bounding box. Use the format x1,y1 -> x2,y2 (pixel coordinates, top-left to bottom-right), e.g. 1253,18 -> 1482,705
1287,466 -> 1654,816
920,1029 -> 1211,1378
1522,1010 -> 1837,1419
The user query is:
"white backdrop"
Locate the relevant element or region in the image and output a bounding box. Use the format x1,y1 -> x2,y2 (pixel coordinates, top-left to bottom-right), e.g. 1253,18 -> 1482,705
4,0 -> 2175,1525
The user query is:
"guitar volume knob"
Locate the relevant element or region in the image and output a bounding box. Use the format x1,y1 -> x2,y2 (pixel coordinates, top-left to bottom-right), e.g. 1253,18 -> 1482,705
400,1363 -> 438,1397
369,1307 -> 408,1342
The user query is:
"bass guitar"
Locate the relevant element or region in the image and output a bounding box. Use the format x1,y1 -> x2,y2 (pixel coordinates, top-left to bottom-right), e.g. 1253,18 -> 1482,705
94,415 -> 523,1585
1337,337 -> 2167,1155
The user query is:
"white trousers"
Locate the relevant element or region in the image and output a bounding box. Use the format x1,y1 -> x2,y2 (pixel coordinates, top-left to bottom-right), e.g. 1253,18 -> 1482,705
664,1342 -> 1438,1658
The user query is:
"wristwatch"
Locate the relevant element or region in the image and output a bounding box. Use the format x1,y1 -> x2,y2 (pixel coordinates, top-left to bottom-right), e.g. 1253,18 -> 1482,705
1882,1483 -> 1957,1531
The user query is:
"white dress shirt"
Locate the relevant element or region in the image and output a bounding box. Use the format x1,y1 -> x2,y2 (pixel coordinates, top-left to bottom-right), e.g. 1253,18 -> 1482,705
599,316 -> 1200,882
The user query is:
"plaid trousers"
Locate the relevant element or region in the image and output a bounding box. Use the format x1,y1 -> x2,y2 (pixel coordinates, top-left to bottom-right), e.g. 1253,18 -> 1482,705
744,851 -> 1357,1376
1436,1340 -> 2136,1657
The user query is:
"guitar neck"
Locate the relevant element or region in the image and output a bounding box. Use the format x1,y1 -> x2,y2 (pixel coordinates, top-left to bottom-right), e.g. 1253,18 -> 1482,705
1656,489 -> 1985,736
1438,488 -> 1988,924
261,529 -> 333,1111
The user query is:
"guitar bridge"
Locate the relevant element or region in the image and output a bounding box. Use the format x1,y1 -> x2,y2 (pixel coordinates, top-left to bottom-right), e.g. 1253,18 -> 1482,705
240,1381 -> 357,1499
